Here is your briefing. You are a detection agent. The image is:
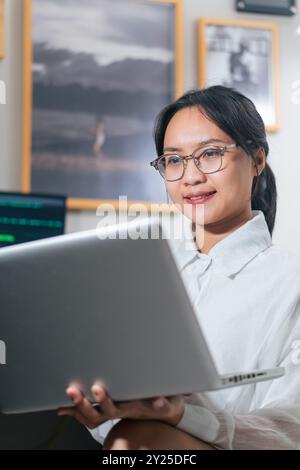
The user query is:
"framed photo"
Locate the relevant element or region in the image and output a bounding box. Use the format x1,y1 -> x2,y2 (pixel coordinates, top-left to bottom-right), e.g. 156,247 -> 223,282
22,0 -> 184,211
198,18 -> 280,133
0,0 -> 4,59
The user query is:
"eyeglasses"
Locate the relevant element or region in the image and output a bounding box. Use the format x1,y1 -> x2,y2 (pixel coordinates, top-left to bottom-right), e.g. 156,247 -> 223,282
150,143 -> 238,182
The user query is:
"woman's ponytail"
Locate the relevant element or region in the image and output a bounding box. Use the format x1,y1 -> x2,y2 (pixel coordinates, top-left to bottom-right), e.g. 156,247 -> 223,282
251,162 -> 277,236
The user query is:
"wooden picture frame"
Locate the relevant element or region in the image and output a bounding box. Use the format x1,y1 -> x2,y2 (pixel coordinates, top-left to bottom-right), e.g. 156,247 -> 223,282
22,0 -> 184,211
198,17 -> 280,133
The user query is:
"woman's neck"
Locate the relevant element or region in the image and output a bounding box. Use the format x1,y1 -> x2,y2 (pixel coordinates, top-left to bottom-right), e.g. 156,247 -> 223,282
195,208 -> 253,255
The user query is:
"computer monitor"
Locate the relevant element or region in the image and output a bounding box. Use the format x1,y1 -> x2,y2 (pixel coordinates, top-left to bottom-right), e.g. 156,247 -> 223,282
0,192 -> 66,248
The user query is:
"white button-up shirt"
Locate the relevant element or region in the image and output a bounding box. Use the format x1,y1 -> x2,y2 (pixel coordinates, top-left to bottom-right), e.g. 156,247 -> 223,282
91,210 -> 300,449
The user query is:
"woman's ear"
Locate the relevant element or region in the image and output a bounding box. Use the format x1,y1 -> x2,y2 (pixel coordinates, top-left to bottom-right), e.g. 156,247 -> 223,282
253,148 -> 266,176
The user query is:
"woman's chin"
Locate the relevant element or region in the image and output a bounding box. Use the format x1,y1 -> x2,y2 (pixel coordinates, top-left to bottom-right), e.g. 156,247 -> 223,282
181,202 -> 217,226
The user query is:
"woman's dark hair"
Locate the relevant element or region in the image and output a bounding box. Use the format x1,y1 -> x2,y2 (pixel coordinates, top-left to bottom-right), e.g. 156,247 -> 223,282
154,85 -> 277,236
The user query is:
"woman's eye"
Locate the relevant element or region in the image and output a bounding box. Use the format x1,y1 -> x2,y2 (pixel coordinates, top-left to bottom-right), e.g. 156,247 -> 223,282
167,156 -> 181,165
203,149 -> 221,159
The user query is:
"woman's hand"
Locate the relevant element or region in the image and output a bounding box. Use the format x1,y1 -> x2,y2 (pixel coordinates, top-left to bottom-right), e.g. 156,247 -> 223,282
57,383 -> 185,430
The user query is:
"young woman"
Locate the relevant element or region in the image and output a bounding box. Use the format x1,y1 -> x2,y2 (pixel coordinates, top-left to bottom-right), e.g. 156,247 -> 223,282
58,86 -> 300,450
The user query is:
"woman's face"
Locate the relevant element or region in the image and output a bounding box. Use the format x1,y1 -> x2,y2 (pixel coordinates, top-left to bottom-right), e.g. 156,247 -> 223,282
163,106 -> 262,227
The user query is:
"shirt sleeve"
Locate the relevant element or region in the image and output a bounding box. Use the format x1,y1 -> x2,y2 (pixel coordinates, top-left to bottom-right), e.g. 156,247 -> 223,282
177,396 -> 300,450
88,419 -> 121,445
177,299 -> 300,450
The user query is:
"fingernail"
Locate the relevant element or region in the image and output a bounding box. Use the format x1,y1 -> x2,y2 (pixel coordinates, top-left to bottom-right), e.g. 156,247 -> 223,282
66,391 -> 75,402
91,384 -> 101,391
91,386 -> 103,398
92,381 -> 104,391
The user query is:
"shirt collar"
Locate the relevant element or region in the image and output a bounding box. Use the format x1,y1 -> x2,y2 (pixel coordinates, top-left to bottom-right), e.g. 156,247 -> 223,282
172,210 -> 272,277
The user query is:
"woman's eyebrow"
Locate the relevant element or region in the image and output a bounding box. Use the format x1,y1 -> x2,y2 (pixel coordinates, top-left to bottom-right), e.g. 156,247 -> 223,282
163,138 -> 226,153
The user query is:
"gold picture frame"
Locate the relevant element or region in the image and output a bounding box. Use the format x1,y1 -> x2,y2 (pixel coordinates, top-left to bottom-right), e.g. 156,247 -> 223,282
22,0 -> 184,211
0,0 -> 4,59
198,17 -> 280,133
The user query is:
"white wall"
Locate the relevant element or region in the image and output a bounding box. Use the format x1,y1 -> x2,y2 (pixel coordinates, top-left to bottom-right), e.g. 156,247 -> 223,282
0,0 -> 300,252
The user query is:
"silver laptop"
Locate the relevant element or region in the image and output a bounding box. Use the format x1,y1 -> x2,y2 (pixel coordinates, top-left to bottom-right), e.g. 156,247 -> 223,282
0,217 -> 284,414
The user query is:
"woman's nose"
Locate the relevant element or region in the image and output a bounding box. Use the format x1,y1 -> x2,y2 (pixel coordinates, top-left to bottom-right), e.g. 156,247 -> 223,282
182,158 -> 207,186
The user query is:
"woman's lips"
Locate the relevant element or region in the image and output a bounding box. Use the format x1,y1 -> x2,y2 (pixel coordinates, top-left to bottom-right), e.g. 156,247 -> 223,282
184,191 -> 216,204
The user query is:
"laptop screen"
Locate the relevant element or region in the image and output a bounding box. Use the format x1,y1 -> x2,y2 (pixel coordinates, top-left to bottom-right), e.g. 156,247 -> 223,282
0,192 -> 66,248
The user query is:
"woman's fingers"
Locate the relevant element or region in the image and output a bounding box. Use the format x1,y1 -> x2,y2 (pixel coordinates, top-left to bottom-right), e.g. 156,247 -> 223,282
58,385 -> 184,427
64,386 -> 104,425
91,383 -> 120,418
115,397 -> 170,419
65,386 -> 83,406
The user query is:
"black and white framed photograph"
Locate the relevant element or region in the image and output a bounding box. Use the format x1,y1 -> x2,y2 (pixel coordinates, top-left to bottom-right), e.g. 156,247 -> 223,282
22,0 -> 184,210
198,18 -> 280,133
